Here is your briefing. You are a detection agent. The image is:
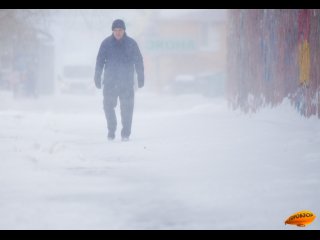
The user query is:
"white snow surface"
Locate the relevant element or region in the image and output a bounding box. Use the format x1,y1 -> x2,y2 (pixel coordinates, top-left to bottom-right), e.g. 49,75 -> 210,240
0,90 -> 319,230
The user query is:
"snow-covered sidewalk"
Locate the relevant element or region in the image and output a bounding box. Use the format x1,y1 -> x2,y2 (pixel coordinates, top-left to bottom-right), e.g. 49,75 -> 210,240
0,90 -> 319,229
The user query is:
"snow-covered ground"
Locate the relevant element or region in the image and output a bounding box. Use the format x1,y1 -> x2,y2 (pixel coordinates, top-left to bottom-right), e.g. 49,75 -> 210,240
0,89 -> 319,229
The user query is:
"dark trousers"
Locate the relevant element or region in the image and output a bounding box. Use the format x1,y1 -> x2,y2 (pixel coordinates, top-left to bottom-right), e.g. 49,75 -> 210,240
103,85 -> 134,138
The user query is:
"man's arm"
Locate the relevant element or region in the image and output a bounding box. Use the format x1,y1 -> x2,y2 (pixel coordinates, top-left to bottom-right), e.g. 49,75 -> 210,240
133,41 -> 144,88
94,41 -> 107,89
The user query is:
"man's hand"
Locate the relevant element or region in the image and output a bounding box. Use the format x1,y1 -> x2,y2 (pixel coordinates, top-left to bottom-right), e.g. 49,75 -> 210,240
138,80 -> 144,88
95,77 -> 101,89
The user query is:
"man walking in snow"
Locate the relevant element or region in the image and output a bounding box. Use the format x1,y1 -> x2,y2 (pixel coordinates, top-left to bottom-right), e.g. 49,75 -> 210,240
94,19 -> 144,141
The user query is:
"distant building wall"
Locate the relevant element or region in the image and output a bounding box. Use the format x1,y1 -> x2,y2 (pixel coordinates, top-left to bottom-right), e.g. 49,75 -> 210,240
0,29 -> 55,96
144,11 -> 226,91
227,9 -> 320,118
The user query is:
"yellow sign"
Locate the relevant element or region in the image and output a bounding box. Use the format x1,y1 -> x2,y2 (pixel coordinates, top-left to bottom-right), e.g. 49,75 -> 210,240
285,210 -> 316,227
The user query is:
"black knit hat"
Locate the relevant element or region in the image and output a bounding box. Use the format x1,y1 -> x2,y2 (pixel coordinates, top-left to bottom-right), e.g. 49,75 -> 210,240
112,19 -> 126,30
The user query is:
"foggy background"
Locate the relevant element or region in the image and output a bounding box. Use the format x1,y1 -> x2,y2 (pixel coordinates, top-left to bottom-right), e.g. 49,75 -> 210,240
0,10 -> 319,230
0,9 -> 226,97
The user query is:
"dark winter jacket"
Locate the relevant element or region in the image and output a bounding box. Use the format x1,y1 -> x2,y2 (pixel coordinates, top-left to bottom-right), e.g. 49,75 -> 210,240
94,33 -> 144,89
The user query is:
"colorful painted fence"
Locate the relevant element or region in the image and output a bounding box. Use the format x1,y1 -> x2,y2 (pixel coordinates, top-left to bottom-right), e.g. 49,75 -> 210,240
227,9 -> 320,118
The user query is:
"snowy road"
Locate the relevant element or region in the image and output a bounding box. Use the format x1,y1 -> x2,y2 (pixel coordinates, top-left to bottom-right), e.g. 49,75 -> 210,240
0,90 -> 319,229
